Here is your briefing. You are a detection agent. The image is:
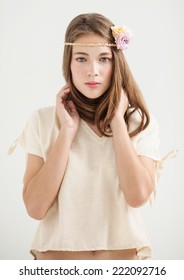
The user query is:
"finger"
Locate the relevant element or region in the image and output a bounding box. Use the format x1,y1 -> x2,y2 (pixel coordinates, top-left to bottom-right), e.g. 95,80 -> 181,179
57,89 -> 70,100
56,86 -> 70,99
67,100 -> 78,114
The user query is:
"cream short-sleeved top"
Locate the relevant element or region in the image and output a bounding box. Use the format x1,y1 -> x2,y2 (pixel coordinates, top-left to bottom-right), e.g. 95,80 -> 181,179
18,106 -> 160,259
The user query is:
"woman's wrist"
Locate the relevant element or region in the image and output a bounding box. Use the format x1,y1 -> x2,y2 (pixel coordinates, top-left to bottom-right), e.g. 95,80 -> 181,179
58,127 -> 76,146
111,114 -> 127,133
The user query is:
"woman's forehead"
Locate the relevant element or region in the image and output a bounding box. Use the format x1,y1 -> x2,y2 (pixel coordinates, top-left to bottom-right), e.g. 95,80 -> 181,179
72,46 -> 112,56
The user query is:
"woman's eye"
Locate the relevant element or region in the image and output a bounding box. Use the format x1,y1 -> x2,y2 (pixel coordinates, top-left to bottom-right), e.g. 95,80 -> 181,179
100,57 -> 111,62
76,57 -> 87,62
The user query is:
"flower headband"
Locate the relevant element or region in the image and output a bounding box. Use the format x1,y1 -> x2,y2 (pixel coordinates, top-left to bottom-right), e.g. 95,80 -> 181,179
64,25 -> 132,50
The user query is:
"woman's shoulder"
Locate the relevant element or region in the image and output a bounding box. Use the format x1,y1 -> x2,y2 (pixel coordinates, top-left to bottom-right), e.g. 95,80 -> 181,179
128,108 -> 158,131
36,105 -> 56,119
30,106 -> 56,125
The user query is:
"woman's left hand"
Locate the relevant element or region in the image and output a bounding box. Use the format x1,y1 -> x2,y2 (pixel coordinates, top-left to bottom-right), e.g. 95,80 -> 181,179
111,88 -> 129,126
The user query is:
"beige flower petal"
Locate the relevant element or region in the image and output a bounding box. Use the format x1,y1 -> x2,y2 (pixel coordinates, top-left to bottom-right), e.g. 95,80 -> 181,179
111,26 -> 125,37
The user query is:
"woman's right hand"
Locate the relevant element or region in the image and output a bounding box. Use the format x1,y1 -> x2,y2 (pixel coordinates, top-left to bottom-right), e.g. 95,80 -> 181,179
56,85 -> 80,140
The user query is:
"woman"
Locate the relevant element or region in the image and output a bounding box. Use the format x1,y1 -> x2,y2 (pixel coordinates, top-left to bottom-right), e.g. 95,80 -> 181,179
17,13 -> 161,259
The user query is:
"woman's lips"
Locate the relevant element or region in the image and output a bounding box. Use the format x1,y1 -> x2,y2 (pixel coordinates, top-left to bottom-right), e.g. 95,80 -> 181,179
85,82 -> 100,88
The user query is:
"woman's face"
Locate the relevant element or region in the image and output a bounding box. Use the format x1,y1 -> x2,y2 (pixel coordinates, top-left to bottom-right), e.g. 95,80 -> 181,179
70,34 -> 113,99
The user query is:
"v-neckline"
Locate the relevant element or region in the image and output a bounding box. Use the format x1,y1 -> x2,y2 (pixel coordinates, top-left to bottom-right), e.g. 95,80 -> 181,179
80,119 -> 107,144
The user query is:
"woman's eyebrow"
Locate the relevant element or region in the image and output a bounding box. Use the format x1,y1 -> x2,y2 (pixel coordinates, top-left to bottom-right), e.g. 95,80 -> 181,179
73,52 -> 89,56
99,52 -> 112,56
73,51 -> 112,56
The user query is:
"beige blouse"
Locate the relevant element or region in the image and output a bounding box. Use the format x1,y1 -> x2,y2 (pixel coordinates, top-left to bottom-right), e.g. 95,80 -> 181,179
15,106 -> 162,259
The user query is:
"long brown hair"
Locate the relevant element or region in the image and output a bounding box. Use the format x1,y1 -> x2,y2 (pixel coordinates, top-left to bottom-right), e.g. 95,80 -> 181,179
62,13 -> 150,137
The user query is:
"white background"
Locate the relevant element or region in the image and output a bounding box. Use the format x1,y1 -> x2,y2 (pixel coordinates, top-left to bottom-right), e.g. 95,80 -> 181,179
0,0 -> 183,259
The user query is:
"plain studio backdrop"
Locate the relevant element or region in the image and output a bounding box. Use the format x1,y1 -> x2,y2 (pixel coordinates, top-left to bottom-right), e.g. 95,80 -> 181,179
0,0 -> 183,260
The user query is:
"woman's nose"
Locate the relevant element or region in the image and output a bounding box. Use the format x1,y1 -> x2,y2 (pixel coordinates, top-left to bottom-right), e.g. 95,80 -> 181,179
87,62 -> 99,77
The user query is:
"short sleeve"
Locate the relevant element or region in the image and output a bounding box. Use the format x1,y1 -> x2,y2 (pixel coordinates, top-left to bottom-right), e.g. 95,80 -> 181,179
18,111 -> 43,158
133,114 -> 160,161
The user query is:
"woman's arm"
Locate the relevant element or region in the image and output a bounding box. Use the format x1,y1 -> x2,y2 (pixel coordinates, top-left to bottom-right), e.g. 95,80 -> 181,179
111,90 -> 155,208
23,86 -> 80,220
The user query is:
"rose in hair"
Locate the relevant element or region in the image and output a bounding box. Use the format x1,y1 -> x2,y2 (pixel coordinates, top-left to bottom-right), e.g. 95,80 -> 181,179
111,26 -> 132,50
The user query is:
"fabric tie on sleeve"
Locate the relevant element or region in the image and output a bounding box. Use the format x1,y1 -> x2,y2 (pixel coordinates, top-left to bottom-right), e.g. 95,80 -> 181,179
150,149 -> 179,206
7,139 -> 19,155
155,149 -> 179,184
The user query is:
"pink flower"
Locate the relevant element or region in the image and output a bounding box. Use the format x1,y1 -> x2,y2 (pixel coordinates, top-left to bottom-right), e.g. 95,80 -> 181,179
111,26 -> 132,50
115,33 -> 131,50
